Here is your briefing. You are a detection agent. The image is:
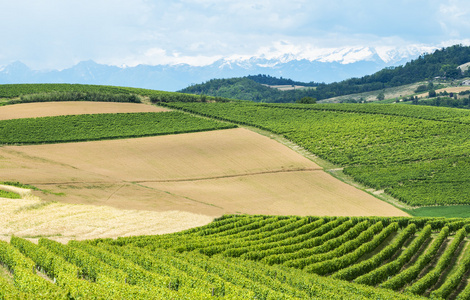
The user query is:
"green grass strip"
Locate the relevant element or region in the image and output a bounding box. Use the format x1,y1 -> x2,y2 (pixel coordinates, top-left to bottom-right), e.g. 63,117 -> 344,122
0,190 -> 21,199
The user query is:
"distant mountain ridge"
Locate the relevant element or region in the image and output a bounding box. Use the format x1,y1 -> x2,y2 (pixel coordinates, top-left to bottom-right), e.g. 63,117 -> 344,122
0,45 -> 438,92
180,45 -> 470,103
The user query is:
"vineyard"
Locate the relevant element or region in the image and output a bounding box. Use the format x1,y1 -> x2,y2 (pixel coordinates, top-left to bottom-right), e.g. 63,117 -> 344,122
163,102 -> 470,207
3,84 -> 470,299
3,215 -> 470,299
0,111 -> 236,145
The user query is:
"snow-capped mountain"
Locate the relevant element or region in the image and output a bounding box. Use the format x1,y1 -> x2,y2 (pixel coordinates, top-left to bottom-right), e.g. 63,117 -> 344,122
0,46 -> 435,91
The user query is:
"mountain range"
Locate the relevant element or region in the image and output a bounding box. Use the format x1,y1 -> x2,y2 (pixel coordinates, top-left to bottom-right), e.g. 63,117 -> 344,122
180,45 -> 470,103
0,46 -> 439,91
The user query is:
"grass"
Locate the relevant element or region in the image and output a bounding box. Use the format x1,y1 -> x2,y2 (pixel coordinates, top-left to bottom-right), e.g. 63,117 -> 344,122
0,181 -> 39,190
0,190 -> 21,199
319,81 -> 426,103
405,205 -> 470,218
0,181 -> 63,197
0,265 -> 13,283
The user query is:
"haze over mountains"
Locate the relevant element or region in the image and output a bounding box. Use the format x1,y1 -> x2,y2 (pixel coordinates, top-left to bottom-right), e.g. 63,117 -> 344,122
0,46 -> 436,91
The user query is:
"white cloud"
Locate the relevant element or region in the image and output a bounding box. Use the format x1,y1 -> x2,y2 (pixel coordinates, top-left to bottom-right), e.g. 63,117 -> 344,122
0,0 -> 469,69
439,0 -> 470,37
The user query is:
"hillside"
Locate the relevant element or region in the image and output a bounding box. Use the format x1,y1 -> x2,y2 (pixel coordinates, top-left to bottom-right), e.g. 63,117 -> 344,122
2,83 -> 470,299
246,74 -> 319,87
180,45 -> 470,103
0,100 -> 405,218
178,77 -> 320,103
165,101 -> 470,216
3,215 -> 470,299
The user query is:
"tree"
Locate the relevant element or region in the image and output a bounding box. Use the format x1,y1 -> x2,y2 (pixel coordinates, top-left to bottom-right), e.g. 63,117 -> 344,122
429,90 -> 437,98
376,92 -> 385,101
414,85 -> 428,93
296,96 -> 317,104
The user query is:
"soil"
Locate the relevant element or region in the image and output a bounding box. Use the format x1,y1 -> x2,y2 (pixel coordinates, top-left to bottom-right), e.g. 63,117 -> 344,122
1,128 -> 407,218
0,101 -> 169,120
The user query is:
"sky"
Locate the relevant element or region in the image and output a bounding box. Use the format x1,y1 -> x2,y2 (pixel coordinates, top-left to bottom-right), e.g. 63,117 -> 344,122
1,0 -> 470,70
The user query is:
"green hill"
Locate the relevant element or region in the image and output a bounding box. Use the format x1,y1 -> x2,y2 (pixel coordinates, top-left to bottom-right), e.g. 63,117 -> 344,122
3,83 -> 470,299
178,77 -> 319,103
179,45 -> 470,103
246,74 -> 318,87
0,83 -> 233,105
165,101 -> 470,214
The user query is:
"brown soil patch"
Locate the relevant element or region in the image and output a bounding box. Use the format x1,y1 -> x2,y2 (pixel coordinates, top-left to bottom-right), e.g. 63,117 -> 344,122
1,128 -> 320,183
1,128 -> 407,218
417,86 -> 470,98
143,171 -> 408,217
0,101 -> 169,120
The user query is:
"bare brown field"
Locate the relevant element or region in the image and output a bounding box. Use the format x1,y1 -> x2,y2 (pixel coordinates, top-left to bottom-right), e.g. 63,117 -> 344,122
143,171 -> 408,217
320,82 -> 424,103
2,128 -> 320,183
417,86 -> 470,98
1,127 -> 407,218
0,101 -> 169,120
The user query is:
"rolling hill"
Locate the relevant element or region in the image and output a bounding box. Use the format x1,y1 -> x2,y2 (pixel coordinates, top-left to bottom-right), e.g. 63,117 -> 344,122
2,82 -> 470,299
164,101 -> 470,217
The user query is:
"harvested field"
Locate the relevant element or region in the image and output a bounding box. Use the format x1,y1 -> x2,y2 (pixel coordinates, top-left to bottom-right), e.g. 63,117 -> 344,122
2,128 -> 320,182
0,193 -> 213,244
320,82 -> 423,103
0,101 -> 169,120
1,127 -> 407,218
144,171 -> 407,216
417,86 -> 470,98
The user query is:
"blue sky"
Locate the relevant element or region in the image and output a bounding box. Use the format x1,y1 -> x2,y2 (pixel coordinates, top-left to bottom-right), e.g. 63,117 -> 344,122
1,0 -> 469,69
